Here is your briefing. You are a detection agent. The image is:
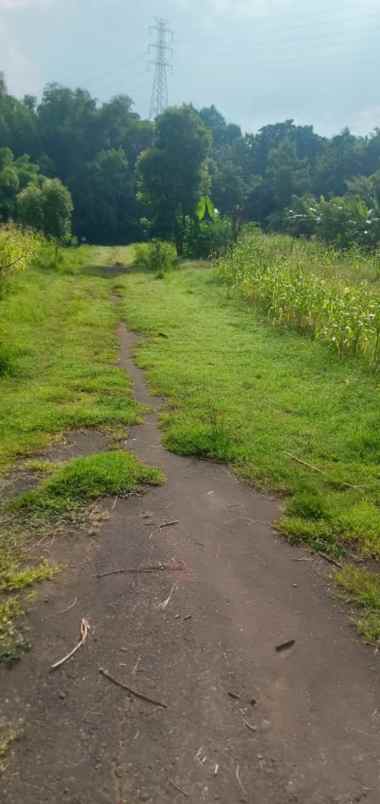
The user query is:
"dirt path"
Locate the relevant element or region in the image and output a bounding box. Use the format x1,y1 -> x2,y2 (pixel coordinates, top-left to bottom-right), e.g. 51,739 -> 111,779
1,323 -> 380,804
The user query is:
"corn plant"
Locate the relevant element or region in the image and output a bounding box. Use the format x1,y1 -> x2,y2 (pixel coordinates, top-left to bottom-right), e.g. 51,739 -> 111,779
218,229 -> 380,368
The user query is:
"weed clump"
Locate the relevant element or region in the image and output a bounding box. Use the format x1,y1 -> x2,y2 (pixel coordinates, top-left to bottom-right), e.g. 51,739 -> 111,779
0,598 -> 29,665
12,450 -> 164,514
0,724 -> 18,773
134,241 -> 177,278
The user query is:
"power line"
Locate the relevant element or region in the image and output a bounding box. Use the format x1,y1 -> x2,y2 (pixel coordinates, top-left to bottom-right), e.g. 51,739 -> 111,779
148,18 -> 173,120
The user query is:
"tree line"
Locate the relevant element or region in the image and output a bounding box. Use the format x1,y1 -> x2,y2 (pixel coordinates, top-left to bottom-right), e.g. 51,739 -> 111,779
1,78 -> 380,248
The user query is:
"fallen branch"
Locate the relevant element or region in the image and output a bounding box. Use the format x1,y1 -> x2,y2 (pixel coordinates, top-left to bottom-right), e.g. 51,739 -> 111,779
235,764 -> 247,800
97,561 -> 185,579
51,618 -> 90,671
243,719 -> 257,734
58,596 -> 78,615
99,667 -> 167,709
169,779 -> 189,798
318,551 -> 343,569
159,520 -> 179,529
285,452 -> 363,491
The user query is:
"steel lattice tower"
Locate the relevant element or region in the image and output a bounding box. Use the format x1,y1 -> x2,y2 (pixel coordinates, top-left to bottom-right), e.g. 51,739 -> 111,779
149,18 -> 173,120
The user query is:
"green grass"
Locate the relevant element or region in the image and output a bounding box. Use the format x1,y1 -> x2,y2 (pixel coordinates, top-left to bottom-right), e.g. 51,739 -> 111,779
336,565 -> 380,643
83,245 -> 136,268
12,450 -> 164,514
0,259 -> 140,474
118,265 -> 380,563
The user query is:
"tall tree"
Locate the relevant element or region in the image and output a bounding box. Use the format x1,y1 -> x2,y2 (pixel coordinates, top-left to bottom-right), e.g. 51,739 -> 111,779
138,105 -> 211,250
71,148 -> 138,244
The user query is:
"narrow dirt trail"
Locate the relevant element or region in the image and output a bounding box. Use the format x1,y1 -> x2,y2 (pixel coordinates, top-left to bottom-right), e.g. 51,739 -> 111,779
1,323 -> 380,804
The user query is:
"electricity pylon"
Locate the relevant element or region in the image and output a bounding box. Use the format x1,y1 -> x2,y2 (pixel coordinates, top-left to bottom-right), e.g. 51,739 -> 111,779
149,18 -> 173,120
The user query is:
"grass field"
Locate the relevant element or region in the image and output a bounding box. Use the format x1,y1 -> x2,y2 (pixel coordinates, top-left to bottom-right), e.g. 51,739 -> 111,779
119,262 -> 380,641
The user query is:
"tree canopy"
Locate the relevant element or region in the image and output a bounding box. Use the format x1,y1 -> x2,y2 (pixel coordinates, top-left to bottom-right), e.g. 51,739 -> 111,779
0,78 -> 380,247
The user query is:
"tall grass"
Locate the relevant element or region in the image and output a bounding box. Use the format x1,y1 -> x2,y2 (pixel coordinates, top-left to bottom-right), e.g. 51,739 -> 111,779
218,229 -> 380,366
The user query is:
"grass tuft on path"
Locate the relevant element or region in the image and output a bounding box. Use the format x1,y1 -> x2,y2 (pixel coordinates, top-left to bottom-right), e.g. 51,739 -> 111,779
12,451 -> 164,514
0,723 -> 18,774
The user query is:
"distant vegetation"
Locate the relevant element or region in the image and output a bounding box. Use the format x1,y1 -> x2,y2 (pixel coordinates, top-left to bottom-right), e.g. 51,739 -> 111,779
1,79 -> 380,251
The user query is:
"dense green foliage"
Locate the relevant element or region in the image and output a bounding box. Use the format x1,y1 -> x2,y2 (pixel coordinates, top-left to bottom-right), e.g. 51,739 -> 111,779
278,194 -> 380,249
17,178 -> 73,242
1,82 -> 380,247
0,86 -> 151,244
0,145 -> 73,240
137,106 -> 211,251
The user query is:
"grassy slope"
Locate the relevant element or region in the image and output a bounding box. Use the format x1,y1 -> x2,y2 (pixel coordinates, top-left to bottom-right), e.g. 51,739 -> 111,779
120,264 -> 380,640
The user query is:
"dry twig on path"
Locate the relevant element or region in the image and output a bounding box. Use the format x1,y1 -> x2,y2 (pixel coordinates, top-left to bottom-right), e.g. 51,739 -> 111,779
235,764 -> 248,800
159,520 -> 179,529
99,667 -> 167,709
58,597 -> 78,615
50,617 -> 90,671
157,583 -> 177,611
169,779 -> 189,797
243,719 -> 257,733
317,551 -> 343,569
97,561 -> 185,579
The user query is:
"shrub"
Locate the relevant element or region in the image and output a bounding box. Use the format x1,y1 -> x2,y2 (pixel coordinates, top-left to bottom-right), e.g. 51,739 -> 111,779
282,194 -> 380,250
134,240 -> 177,277
0,224 -> 41,298
32,241 -> 88,275
183,216 -> 233,259
17,177 -> 73,243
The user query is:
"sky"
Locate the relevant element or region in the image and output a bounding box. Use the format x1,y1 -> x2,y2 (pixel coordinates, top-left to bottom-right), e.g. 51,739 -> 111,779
0,0 -> 380,136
